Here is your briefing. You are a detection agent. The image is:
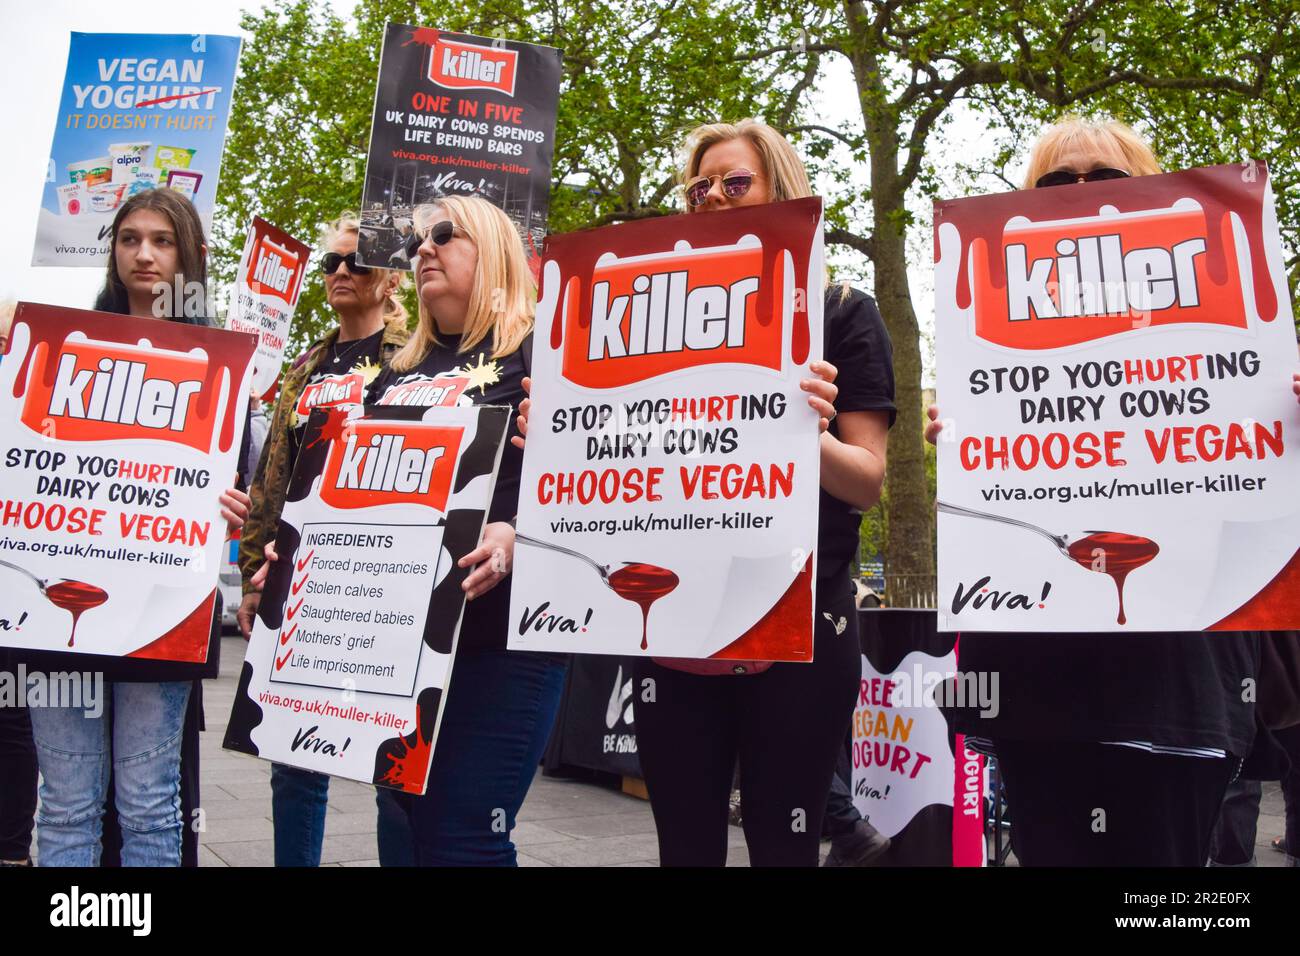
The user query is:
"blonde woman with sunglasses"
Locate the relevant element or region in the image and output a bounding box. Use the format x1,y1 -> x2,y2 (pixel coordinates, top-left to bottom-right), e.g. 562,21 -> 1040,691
366,196 -> 566,866
238,212 -> 410,866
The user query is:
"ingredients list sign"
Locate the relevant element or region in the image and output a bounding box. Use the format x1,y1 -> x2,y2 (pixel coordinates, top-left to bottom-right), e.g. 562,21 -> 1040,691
357,23 -> 561,269
0,303 -> 255,662
509,198 -> 825,661
935,163 -> 1300,632
224,403 -> 508,793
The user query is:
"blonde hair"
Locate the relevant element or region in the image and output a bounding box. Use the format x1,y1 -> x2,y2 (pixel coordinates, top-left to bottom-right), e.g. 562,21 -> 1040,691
389,196 -> 534,372
679,119 -> 813,203
1024,116 -> 1163,189
679,119 -> 850,300
320,212 -> 409,325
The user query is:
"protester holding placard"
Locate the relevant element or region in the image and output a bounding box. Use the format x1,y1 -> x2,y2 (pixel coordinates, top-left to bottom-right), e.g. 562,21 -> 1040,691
517,121 -> 895,866
927,116 -> 1268,866
17,189 -> 250,867
354,195 -> 565,866
237,212 -> 410,867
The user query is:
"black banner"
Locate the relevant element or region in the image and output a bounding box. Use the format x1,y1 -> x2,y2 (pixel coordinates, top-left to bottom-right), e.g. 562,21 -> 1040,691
358,23 -> 562,269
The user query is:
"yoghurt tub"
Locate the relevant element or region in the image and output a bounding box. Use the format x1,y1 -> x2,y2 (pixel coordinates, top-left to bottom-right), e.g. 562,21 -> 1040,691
166,168 -> 204,201
56,183 -> 85,215
68,157 -> 112,186
126,166 -> 162,196
109,142 -> 152,183
154,145 -> 196,171
88,181 -> 128,213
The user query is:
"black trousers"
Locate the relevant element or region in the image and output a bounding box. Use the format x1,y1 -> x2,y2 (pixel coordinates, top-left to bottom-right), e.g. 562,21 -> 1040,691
996,739 -> 1235,866
633,580 -> 860,866
1209,777 -> 1262,865
0,700 -> 38,861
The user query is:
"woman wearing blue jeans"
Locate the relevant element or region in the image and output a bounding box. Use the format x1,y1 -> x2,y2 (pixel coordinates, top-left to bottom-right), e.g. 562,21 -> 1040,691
364,197 -> 567,865
20,189 -> 248,866
257,197 -> 568,866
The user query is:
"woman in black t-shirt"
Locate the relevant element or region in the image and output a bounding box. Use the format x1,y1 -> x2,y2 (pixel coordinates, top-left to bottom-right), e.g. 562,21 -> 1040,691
366,196 -> 565,867
519,120 -> 896,866
926,117 -> 1267,866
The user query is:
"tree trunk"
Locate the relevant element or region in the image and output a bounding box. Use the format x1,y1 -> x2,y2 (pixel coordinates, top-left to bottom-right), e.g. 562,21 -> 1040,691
871,213 -> 934,607
845,16 -> 935,608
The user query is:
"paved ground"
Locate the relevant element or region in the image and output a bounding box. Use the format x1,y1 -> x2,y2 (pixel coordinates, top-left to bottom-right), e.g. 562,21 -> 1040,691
199,636 -> 742,867
199,636 -> 1291,867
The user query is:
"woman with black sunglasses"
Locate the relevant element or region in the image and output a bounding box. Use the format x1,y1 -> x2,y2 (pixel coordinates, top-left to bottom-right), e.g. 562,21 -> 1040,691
364,195 -> 568,867
925,116 -> 1264,866
237,212 -> 409,866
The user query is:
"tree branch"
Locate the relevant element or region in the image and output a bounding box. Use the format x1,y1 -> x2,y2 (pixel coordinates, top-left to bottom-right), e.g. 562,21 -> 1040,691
826,227 -> 876,262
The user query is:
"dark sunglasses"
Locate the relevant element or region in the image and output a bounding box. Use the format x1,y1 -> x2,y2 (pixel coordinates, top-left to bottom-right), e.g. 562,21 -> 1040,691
321,251 -> 373,276
684,169 -> 758,207
1035,167 -> 1130,189
403,220 -> 462,259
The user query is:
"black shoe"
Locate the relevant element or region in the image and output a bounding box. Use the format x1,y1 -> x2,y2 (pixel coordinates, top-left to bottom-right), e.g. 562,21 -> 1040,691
822,820 -> 891,867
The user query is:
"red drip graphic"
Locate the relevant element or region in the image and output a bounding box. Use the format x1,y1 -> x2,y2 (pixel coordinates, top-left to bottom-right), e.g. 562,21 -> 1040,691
1065,532 -> 1160,625
44,580 -> 109,647
936,163 -> 1278,324
607,564 -> 679,650
10,303 -> 251,454
791,278 -> 811,365
404,27 -> 442,47
382,706 -> 432,793
545,198 -> 820,386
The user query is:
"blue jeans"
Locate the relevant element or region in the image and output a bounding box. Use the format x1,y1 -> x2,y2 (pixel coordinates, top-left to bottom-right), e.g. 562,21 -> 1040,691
376,650 -> 567,866
270,763 -> 330,867
28,681 -> 190,867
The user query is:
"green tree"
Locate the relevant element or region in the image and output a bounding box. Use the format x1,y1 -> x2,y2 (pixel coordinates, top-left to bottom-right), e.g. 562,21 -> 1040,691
743,0 -> 1299,603
218,1 -> 1300,607
215,0 -> 806,356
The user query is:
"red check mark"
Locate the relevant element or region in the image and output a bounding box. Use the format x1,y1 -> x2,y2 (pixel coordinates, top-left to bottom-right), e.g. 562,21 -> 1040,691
275,649 -> 294,671
292,574 -> 310,595
296,549 -> 315,572
279,622 -> 299,646
286,597 -> 304,621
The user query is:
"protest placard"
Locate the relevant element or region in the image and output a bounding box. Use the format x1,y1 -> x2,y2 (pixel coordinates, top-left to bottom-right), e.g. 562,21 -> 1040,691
33,32 -> 242,267
226,216 -> 311,399
509,198 -> 824,661
935,163 -> 1300,631
852,641 -> 985,866
356,23 -> 561,270
0,303 -> 255,662
224,403 -> 508,793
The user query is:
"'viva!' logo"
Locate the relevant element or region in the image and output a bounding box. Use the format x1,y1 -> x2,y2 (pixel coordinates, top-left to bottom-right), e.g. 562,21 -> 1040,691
973,204 -> 1249,350
319,419 -> 462,511
291,725 -> 351,757
246,233 -> 306,306
428,37 -> 517,96
562,240 -> 782,389
951,577 -> 1052,614
22,339 -> 215,451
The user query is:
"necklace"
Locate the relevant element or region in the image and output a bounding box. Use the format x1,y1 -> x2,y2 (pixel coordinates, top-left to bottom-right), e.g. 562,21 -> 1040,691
330,333 -> 374,368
